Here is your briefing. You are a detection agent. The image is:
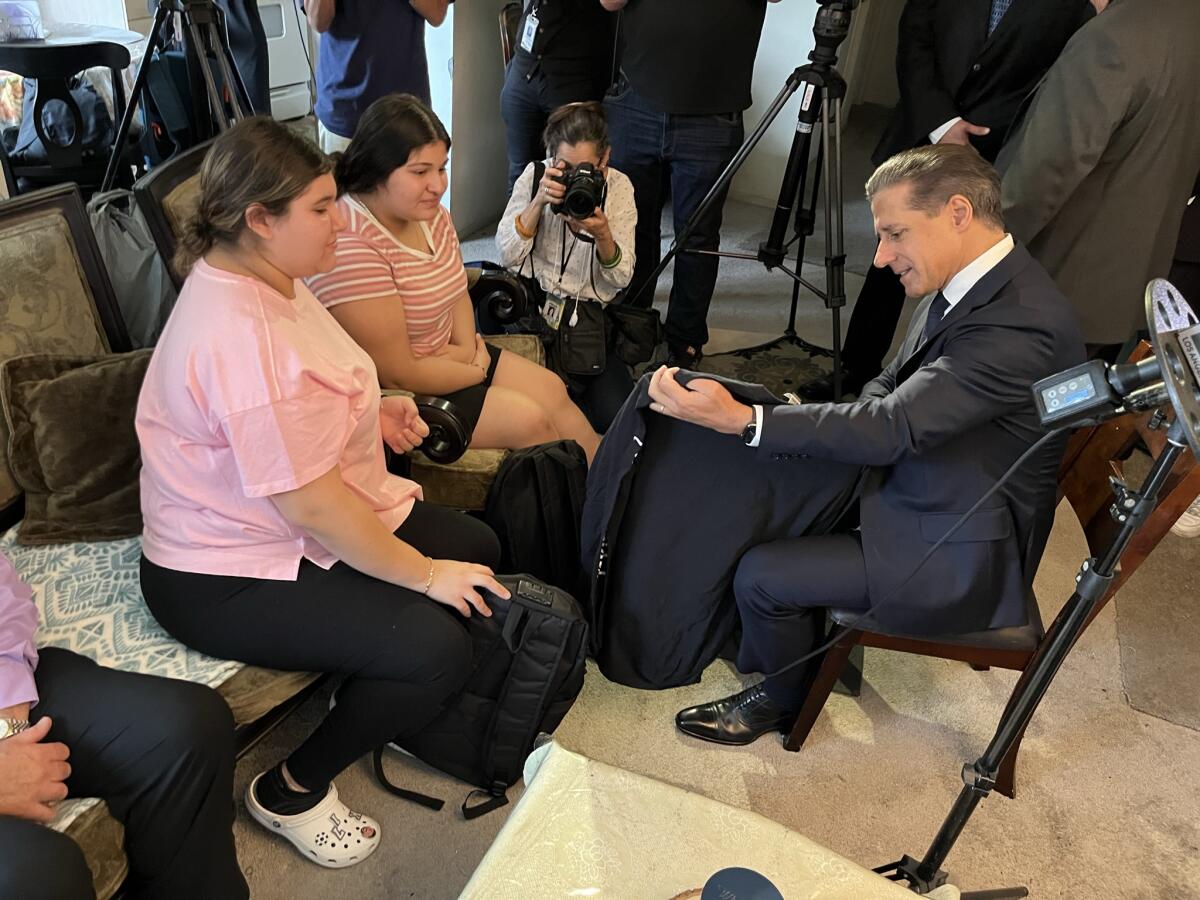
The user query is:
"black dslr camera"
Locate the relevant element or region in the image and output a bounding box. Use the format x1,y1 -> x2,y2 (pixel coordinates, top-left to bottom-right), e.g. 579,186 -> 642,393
550,162 -> 607,220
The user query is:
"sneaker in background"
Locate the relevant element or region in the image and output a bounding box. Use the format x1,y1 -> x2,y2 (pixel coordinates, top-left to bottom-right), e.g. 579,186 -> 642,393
1171,496 -> 1200,538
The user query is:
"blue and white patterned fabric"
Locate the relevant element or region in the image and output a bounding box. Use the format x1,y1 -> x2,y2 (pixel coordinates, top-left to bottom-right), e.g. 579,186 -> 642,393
0,530 -> 243,829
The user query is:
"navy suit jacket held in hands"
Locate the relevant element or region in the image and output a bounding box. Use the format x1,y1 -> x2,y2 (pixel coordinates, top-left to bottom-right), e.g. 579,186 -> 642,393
759,242 -> 1085,633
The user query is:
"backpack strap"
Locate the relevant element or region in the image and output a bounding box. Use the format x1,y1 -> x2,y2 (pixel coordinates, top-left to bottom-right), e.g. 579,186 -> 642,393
371,748 -> 446,811
462,786 -> 510,820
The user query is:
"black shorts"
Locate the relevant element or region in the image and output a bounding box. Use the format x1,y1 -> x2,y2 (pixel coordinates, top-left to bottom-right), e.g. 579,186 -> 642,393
441,343 -> 503,437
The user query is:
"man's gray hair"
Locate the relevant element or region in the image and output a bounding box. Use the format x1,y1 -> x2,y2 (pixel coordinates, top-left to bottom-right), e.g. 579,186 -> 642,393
866,144 -> 1004,229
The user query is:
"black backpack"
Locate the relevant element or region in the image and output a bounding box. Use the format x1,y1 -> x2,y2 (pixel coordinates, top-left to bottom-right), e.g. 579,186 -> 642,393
483,440 -> 588,598
373,575 -> 587,818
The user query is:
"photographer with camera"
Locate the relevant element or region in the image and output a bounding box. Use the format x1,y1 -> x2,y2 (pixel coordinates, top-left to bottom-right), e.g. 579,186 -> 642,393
496,101 -> 637,432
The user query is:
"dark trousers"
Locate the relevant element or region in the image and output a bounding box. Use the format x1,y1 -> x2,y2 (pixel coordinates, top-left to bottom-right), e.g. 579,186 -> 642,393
139,501 -> 500,791
571,349 -> 635,432
500,54 -> 604,192
840,262 -> 907,381
0,648 -> 247,900
605,80 -> 744,353
735,532 -> 870,710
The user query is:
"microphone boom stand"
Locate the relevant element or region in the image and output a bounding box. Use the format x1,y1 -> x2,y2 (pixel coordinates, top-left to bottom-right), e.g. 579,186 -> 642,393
879,280 -> 1200,895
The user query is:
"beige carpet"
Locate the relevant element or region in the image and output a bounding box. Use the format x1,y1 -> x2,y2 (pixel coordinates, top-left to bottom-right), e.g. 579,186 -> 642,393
232,500 -> 1200,899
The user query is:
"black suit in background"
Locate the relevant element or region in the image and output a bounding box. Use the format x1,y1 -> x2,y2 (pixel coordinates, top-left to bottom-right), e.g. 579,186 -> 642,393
829,0 -> 1091,395
741,242 -> 1084,704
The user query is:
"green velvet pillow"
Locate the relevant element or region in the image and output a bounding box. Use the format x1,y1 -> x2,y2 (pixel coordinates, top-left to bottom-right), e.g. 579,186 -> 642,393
0,351 -> 153,545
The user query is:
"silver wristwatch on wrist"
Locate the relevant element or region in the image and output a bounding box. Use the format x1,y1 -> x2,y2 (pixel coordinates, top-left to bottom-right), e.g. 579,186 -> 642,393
0,716 -> 30,740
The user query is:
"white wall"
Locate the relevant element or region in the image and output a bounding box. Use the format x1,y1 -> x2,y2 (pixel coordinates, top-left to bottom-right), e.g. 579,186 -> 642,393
38,0 -> 127,29
426,0 -> 509,237
730,0 -> 875,206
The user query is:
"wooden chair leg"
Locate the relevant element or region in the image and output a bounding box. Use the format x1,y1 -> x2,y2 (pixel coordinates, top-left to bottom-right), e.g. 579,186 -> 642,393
994,719 -> 1029,800
783,632 -> 861,752
833,644 -> 865,697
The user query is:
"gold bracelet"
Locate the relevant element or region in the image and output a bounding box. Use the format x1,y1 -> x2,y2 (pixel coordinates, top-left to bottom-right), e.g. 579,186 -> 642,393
422,557 -> 435,595
514,213 -> 537,240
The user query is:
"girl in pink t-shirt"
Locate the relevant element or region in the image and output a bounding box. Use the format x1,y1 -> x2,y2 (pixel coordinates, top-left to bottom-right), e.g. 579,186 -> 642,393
306,94 -> 601,463
135,117 -> 509,870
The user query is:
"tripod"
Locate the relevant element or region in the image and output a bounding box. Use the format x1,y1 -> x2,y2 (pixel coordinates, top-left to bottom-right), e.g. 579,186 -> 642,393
101,0 -> 252,192
629,0 -> 858,398
876,280 -> 1200,896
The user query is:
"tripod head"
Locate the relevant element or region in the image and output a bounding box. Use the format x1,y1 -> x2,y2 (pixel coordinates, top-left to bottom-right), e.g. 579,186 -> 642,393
809,0 -> 859,71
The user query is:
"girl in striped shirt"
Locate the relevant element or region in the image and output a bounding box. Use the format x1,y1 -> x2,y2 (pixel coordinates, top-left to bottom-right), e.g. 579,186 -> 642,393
308,94 -> 601,463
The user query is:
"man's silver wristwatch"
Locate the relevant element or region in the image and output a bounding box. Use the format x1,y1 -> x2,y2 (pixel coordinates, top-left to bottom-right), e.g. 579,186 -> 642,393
0,716 -> 30,740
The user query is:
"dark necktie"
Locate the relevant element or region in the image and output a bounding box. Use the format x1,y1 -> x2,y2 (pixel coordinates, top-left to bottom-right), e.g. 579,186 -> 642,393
988,0 -> 1013,34
921,291 -> 950,344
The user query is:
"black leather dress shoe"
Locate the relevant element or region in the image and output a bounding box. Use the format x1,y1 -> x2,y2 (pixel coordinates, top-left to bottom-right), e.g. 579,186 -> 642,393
797,369 -> 866,402
675,683 -> 795,746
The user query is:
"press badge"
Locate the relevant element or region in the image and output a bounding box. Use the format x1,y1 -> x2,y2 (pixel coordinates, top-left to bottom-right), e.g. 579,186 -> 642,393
544,295 -> 565,330
520,11 -> 539,52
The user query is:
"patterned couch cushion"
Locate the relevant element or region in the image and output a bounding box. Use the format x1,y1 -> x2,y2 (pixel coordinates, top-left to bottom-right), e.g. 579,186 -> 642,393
0,210 -> 112,510
0,528 -> 318,899
0,530 -> 243,831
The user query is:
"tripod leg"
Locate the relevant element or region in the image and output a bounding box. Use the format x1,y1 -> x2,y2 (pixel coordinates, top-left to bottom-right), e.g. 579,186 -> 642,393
207,5 -> 252,119
208,20 -> 249,121
184,17 -> 230,132
821,95 -> 847,397
102,2 -> 172,192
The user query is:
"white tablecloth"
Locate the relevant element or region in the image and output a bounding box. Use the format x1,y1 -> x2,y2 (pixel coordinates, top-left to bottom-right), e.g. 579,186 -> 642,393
460,742 -> 922,900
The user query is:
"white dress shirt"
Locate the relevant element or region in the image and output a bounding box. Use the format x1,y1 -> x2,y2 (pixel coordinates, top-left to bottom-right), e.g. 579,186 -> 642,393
747,233 -> 1015,447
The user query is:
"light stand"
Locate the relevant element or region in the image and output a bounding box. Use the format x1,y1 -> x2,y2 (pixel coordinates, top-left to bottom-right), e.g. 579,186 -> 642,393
626,0 -> 858,397
101,0 -> 252,192
877,280 -> 1200,896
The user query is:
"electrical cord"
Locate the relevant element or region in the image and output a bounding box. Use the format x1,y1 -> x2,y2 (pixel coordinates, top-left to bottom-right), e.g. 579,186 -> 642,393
763,423 -> 1074,680
291,0 -> 317,108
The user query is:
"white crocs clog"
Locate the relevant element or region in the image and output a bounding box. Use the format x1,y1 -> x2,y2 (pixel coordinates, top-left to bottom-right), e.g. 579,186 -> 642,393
245,775 -> 381,869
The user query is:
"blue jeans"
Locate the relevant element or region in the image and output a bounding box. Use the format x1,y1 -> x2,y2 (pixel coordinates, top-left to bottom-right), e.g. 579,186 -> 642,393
604,80 -> 744,352
501,54 -> 600,193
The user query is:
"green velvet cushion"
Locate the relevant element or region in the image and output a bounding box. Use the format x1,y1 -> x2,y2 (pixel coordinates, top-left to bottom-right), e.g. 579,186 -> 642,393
1,351 -> 152,545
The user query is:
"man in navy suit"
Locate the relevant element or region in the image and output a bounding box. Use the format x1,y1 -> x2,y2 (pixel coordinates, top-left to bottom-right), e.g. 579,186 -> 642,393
648,144 -> 1084,746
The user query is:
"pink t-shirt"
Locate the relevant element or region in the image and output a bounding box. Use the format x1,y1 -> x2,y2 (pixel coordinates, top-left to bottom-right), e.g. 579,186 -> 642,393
136,259 -> 422,581
306,198 -> 469,357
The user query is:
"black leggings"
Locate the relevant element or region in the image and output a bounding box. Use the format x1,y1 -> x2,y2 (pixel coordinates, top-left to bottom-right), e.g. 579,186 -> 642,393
139,501 -> 500,790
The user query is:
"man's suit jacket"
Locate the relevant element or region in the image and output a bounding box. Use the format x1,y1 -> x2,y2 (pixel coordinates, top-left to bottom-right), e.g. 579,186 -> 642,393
999,0 -> 1200,344
758,243 -> 1084,633
874,0 -> 1092,165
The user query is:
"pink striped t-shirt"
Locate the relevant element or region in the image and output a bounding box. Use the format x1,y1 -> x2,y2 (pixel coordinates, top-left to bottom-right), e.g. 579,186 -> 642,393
307,197 -> 469,357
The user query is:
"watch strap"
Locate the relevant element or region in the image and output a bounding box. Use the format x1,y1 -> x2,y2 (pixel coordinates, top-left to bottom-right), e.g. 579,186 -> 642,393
0,717 -> 30,740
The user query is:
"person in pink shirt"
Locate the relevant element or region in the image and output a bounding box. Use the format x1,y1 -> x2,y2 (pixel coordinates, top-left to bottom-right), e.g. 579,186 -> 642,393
306,93 -> 601,463
0,552 -> 247,900
135,117 -> 508,869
